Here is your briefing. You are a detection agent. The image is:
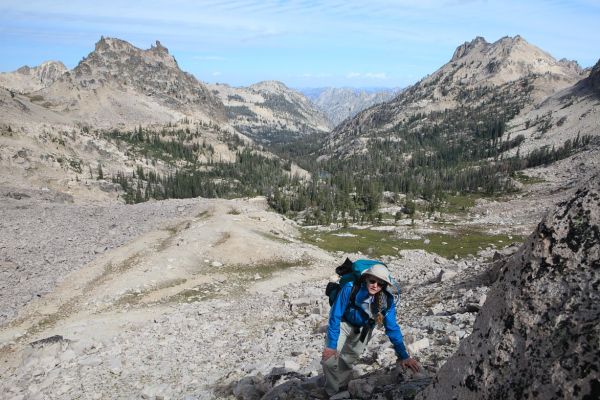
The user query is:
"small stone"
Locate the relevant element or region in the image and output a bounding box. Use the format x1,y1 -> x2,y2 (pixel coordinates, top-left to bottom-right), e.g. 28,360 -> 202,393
211,261 -> 223,267
407,338 -> 430,354
441,269 -> 457,282
284,360 -> 300,371
478,294 -> 487,306
93,246 -> 107,254
108,355 -> 122,375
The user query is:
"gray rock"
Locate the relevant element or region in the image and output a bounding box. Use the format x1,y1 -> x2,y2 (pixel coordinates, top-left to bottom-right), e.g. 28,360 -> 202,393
232,376 -> 266,400
329,390 -> 350,399
108,355 -> 122,375
418,178 -> 600,400
284,360 -> 300,371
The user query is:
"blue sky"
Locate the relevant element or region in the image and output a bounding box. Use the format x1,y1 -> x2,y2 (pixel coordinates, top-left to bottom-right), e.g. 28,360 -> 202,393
0,0 -> 599,88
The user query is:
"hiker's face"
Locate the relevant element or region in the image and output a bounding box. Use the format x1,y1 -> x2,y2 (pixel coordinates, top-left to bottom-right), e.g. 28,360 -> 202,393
366,277 -> 385,295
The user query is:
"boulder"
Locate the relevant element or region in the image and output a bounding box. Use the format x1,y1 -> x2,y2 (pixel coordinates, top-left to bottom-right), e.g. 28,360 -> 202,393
418,177 -> 600,399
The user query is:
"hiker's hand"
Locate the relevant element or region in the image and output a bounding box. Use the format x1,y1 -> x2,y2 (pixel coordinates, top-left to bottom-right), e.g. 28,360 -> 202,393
398,357 -> 420,373
322,348 -> 337,361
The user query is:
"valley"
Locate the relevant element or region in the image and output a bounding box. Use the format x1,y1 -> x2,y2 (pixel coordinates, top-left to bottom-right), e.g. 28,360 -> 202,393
0,33 -> 598,399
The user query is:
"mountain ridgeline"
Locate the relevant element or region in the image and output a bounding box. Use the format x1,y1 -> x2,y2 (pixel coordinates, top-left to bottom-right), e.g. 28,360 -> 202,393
0,35 -> 598,222
265,36 -> 599,222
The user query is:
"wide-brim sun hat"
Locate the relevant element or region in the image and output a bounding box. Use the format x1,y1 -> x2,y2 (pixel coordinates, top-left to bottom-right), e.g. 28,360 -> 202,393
362,264 -> 392,285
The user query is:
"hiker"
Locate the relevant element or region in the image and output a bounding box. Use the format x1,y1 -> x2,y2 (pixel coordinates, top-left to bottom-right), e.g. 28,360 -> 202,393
322,263 -> 420,396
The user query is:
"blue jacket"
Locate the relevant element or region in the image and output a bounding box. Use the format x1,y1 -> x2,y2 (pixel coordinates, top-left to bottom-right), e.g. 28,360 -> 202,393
326,281 -> 410,360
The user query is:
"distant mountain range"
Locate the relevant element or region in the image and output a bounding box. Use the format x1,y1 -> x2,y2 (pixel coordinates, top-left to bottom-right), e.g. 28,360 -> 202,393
0,34 -> 597,204
298,87 -> 401,126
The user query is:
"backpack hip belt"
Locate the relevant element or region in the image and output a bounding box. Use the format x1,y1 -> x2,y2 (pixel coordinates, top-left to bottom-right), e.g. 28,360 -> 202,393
342,316 -> 375,343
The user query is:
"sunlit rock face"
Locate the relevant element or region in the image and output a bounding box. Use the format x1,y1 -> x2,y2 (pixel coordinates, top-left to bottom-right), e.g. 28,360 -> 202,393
418,176 -> 600,400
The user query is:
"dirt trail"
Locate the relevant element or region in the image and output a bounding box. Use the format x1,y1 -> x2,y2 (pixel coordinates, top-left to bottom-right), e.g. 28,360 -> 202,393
0,195 -> 333,357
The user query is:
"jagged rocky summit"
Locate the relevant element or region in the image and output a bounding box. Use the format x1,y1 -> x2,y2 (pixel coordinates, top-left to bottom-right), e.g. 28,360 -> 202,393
418,175 -> 600,400
35,37 -> 226,127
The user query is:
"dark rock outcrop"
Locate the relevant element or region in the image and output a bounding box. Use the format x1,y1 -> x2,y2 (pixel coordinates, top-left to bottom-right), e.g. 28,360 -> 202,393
418,177 -> 600,399
587,58 -> 600,94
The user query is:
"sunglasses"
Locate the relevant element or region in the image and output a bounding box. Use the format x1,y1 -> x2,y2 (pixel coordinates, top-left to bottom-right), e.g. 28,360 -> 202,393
367,278 -> 386,287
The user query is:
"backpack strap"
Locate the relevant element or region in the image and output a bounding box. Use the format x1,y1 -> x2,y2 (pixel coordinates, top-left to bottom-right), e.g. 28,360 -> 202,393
344,278 -> 394,319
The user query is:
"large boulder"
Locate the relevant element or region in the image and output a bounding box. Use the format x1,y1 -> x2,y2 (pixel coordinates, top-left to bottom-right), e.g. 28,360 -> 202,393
588,58 -> 600,94
418,177 -> 600,399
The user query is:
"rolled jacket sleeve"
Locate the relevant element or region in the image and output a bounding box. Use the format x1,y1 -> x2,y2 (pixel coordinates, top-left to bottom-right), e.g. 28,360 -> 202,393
383,300 -> 410,359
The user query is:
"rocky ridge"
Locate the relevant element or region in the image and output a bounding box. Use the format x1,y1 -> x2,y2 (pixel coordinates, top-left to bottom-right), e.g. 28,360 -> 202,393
0,61 -> 68,93
502,56 -> 600,155
209,80 -> 331,143
33,37 -> 225,128
328,35 -> 590,157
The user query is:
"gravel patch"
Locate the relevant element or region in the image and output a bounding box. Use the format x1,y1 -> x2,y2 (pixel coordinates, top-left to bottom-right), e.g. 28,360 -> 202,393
0,188 -> 202,326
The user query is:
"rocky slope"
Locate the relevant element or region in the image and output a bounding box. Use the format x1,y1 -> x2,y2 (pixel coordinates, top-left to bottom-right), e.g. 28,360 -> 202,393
300,87 -> 399,127
0,61 -> 68,93
417,174 -> 600,400
31,37 -> 226,128
504,57 -> 600,154
0,38 -> 303,202
0,186 -> 493,399
0,114 -> 250,203
0,87 -> 69,126
209,80 -> 331,143
327,36 -> 589,157
1,152 -> 596,399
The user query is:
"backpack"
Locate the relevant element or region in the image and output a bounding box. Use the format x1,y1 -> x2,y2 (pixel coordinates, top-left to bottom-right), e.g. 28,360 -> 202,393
325,258 -> 401,307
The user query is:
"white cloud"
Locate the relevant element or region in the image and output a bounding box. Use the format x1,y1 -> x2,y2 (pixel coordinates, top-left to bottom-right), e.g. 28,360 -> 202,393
211,71 -> 222,76
346,72 -> 361,78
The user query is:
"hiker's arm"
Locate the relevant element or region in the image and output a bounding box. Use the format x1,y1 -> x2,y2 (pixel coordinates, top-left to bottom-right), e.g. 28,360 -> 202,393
383,301 -> 410,360
326,284 -> 352,350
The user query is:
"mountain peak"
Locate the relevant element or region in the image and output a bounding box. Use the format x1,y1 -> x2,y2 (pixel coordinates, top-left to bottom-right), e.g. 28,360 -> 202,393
40,37 -> 226,125
250,80 -> 290,92
94,36 -> 133,52
451,36 -> 489,61
90,37 -> 177,68
0,60 -> 67,93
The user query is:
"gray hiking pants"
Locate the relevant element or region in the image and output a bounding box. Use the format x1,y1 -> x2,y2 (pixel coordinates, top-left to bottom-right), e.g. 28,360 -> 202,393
322,321 -> 372,396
